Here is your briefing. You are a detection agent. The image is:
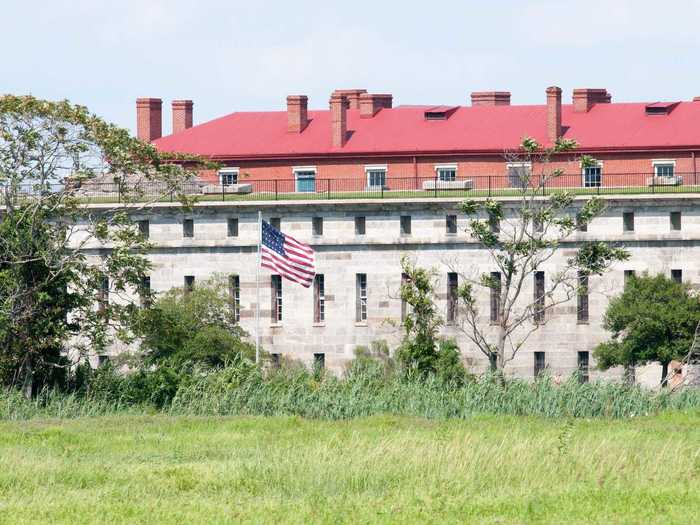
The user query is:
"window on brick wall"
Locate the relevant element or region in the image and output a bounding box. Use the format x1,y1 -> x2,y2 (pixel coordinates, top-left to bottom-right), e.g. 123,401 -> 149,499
229,274 -> 240,322
400,272 -> 408,322
271,275 -> 282,323
270,217 -> 281,230
218,168 -> 238,186
670,211 -> 681,231
227,218 -> 239,237
366,166 -> 386,189
137,220 -> 149,239
400,215 -> 411,235
578,351 -> 590,383
623,212 -> 634,232
446,214 -> 457,234
312,216 -> 323,236
672,269 -> 683,284
355,216 -> 366,235
577,271 -> 589,323
184,275 -> 195,294
294,167 -> 316,193
653,161 -> 675,179
507,162 -> 531,189
490,271 -> 501,323
314,274 -> 325,323
446,272 -> 458,324
582,166 -> 602,188
435,164 -> 457,182
534,351 -> 546,378
139,276 -> 151,308
183,218 -> 194,238
356,273 -> 367,322
534,271 -> 545,324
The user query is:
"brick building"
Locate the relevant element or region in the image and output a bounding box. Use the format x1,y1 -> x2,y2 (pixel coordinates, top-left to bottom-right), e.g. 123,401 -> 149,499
111,87 -> 700,383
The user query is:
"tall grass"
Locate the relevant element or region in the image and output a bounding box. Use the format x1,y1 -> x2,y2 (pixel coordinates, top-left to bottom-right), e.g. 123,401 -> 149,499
3,361 -> 700,421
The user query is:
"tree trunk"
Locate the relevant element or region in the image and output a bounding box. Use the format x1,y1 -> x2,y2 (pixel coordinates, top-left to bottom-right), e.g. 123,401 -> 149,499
624,364 -> 636,386
660,362 -> 669,388
22,357 -> 34,400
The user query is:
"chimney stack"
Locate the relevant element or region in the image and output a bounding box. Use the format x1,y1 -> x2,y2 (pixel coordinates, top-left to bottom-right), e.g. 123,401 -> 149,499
287,95 -> 309,133
332,89 -> 367,109
546,86 -> 562,144
172,100 -> 193,134
471,91 -> 511,106
329,93 -> 347,147
359,93 -> 393,118
572,88 -> 611,113
136,98 -> 162,142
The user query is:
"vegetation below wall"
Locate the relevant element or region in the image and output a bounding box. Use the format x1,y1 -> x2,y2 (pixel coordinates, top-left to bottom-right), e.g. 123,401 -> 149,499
3,360 -> 700,421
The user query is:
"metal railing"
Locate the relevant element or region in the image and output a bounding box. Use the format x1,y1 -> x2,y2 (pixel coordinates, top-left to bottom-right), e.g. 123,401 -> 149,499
6,172 -> 700,204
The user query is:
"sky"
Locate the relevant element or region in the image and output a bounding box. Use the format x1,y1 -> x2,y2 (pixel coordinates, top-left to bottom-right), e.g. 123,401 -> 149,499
3,0 -> 699,135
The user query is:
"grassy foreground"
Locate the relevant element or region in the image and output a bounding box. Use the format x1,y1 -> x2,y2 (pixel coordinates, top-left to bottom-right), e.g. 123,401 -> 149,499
1,413 -> 700,524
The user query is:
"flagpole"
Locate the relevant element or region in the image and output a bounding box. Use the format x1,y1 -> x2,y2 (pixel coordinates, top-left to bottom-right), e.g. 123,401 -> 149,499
255,210 -> 261,365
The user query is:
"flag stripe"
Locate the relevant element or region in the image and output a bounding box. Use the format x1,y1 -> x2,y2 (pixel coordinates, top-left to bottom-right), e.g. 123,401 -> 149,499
261,252 -> 314,281
259,219 -> 316,287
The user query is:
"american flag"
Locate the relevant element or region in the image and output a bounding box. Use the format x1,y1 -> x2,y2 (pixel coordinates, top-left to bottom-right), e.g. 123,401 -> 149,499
261,220 -> 315,287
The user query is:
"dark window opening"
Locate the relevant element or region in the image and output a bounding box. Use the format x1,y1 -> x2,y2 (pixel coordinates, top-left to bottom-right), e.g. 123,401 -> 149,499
400,215 -> 411,235
271,275 -> 282,322
356,273 -> 367,322
534,271 -> 545,323
183,218 -> 194,238
672,269 -> 683,284
623,212 -> 634,232
97,275 -> 109,313
578,351 -> 590,383
270,217 -> 281,230
313,353 -> 325,370
227,218 -> 239,237
312,216 -> 323,236
670,211 -> 681,231
400,272 -> 409,322
490,271 -> 501,323
314,274 -> 325,323
139,276 -> 151,308
447,272 -> 458,324
184,275 -> 195,294
446,214 -> 457,234
270,353 -> 281,368
576,214 -> 588,232
534,351 -> 546,378
489,215 -> 500,234
624,270 -> 635,285
355,216 -> 366,235
137,220 -> 149,239
229,274 -> 241,322
577,272 -> 589,323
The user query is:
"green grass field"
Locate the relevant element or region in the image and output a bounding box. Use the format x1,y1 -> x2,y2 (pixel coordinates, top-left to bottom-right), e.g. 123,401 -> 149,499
2,413 -> 700,524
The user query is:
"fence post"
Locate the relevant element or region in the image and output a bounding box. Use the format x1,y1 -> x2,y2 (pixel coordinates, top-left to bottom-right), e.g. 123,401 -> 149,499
652,176 -> 655,194
274,179 -> 278,200
118,183 -> 121,203
327,178 -> 330,199
222,183 -> 225,202
488,176 -> 492,197
434,174 -> 438,198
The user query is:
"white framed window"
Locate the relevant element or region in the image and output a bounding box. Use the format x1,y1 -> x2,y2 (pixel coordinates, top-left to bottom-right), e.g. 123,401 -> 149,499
653,159 -> 676,178
218,168 -> 239,186
293,166 -> 317,193
435,164 -> 457,182
582,161 -> 603,188
365,165 -> 387,189
506,162 -> 532,188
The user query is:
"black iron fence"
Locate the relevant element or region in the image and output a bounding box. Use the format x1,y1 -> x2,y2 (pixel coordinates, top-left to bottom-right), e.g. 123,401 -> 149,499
6,172 -> 700,204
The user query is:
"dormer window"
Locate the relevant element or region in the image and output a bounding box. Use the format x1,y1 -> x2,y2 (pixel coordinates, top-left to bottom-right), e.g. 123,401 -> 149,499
645,102 -> 679,115
219,168 -> 239,186
423,106 -> 458,120
435,164 -> 457,182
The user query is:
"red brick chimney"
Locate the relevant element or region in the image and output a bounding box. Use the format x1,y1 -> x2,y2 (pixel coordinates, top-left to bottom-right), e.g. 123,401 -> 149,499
572,88 -> 611,113
136,98 -> 162,142
546,86 -> 562,143
471,91 -> 511,106
172,100 -> 193,134
359,93 -> 393,118
329,93 -> 347,147
332,89 -> 367,109
287,95 -> 309,133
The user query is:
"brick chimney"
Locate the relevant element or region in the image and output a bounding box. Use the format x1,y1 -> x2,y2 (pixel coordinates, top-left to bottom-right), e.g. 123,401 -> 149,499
136,98 -> 162,142
471,91 -> 511,106
329,93 -> 347,147
572,88 -> 611,113
546,86 -> 562,143
172,100 -> 193,134
359,93 -> 393,118
287,95 -> 309,133
332,89 -> 367,109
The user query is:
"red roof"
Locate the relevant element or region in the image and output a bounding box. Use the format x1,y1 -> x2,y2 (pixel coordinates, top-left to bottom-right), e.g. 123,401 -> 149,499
153,101 -> 700,160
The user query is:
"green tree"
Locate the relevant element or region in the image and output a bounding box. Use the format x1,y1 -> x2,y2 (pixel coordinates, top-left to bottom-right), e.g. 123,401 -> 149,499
594,273 -> 700,386
396,256 -> 466,382
135,276 -> 254,368
0,95 -> 209,397
456,137 -> 629,373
